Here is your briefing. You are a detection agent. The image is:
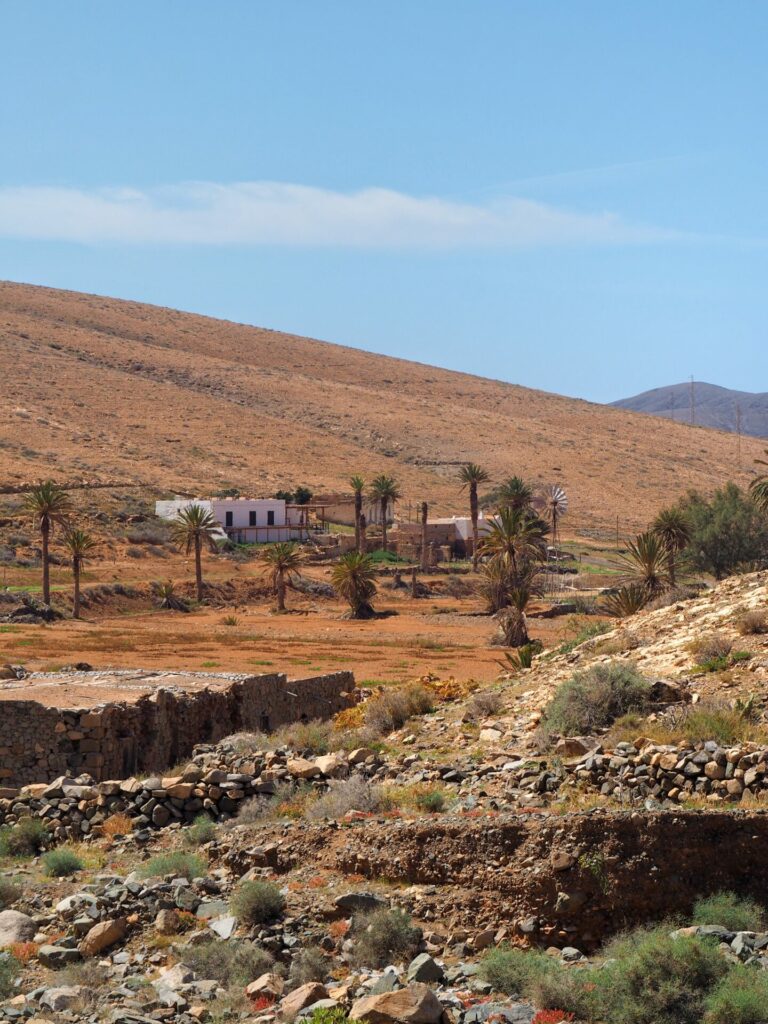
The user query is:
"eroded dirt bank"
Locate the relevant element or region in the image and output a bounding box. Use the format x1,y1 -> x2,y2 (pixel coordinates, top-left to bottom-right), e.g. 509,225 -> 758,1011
225,809 -> 768,949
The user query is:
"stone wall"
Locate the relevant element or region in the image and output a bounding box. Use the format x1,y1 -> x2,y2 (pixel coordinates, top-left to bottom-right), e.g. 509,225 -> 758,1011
0,670 -> 355,787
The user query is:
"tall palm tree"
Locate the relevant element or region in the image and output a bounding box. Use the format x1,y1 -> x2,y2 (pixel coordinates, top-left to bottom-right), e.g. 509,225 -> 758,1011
369,475 -> 401,554
458,463 -> 489,569
497,476 -> 534,513
420,501 -> 429,570
331,551 -> 377,619
24,481 -> 73,604
259,541 -> 305,612
169,504 -> 220,602
614,531 -> 671,597
480,506 -> 549,577
63,528 -> 96,619
750,450 -> 768,513
651,507 -> 691,586
349,475 -> 365,553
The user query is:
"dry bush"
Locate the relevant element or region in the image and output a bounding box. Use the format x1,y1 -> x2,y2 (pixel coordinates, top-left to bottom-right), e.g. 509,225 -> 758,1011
736,608 -> 768,635
287,946 -> 328,989
640,700 -> 768,747
465,689 -> 503,721
102,812 -> 134,839
645,585 -> 700,611
180,939 -> 275,988
0,878 -> 22,909
363,683 -> 434,735
274,719 -> 333,755
230,880 -> 285,924
689,634 -> 733,664
305,775 -> 390,820
351,907 -> 421,969
235,781 -> 305,824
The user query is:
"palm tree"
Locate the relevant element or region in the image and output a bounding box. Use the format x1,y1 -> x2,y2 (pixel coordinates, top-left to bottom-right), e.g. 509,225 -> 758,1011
651,507 -> 691,586
614,531 -> 671,597
331,551 -> 377,619
169,504 -> 220,602
259,542 -> 305,612
496,583 -> 534,647
24,481 -> 73,604
63,528 -> 96,619
369,475 -> 401,554
497,476 -> 534,513
480,507 -> 549,577
458,463 -> 489,569
420,501 -> 429,570
750,450 -> 768,513
349,475 -> 366,553
602,583 -> 650,618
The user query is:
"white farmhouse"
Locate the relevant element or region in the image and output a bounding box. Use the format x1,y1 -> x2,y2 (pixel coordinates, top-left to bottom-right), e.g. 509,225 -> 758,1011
155,496 -> 307,543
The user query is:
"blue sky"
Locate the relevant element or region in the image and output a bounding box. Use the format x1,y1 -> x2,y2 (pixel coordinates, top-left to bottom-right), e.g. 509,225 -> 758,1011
1,2 -> 766,402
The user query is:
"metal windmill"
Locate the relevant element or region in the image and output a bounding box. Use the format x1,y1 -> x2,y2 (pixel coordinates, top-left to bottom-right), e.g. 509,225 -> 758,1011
542,483 -> 568,554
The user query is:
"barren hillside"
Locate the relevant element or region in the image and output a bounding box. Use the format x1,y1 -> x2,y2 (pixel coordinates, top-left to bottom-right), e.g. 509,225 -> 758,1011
1,280 -> 761,535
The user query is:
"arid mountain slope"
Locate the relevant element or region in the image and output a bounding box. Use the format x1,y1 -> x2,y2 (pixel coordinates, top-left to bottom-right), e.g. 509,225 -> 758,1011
1,281 -> 762,535
612,381 -> 768,438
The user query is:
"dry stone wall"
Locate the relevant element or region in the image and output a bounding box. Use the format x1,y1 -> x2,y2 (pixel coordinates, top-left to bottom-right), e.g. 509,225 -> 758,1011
0,669 -> 354,788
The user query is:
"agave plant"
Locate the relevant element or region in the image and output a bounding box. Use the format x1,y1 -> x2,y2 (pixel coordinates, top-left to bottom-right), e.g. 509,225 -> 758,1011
750,450 -> 768,513
602,583 -> 650,618
152,579 -> 189,612
331,551 -> 377,619
495,640 -> 543,674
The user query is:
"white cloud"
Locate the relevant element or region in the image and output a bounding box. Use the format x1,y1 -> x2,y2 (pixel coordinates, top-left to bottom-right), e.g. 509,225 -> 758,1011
0,180 -> 676,248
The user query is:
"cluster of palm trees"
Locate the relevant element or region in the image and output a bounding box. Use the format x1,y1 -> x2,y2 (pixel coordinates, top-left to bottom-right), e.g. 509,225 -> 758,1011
606,507 -> 693,616
23,481 -> 96,617
348,474 -> 401,554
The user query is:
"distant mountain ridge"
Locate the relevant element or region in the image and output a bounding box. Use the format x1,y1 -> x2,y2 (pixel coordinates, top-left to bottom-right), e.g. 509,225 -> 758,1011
611,382 -> 768,438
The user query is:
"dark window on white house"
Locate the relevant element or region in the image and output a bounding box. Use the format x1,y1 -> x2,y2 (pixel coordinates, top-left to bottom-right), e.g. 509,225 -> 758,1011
267,510 -> 275,526
249,510 -> 257,526
225,511 -> 233,528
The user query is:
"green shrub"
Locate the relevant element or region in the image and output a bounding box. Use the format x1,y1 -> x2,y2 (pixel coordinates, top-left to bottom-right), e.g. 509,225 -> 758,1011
557,621 -> 611,655
288,946 -> 328,988
692,892 -> 766,932
414,788 -> 446,813
351,907 -> 421,968
0,953 -> 21,998
42,848 -> 83,877
139,851 -> 206,880
304,1009 -> 361,1024
183,814 -> 216,847
180,939 -> 274,987
478,946 -> 551,996
595,926 -> 728,1024
230,880 -> 285,925
541,662 -> 651,738
704,965 -> 768,1024
529,964 -> 599,1020
0,817 -> 48,857
0,878 -> 21,909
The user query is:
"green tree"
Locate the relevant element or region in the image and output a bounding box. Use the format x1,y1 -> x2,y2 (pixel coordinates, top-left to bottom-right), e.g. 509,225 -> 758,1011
170,504 -> 220,602
480,506 -> 549,577
679,484 -> 768,578
615,531 -> 671,596
458,463 -> 490,569
496,476 -> 534,512
259,541 -> 305,612
23,481 -> 73,604
369,474 -> 401,554
63,528 -> 96,619
651,507 -> 692,586
331,551 -> 377,619
349,475 -> 366,553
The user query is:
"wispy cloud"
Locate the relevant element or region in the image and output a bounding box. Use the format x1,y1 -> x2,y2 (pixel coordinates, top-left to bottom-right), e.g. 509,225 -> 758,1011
0,180 -> 677,248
